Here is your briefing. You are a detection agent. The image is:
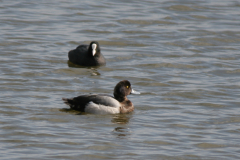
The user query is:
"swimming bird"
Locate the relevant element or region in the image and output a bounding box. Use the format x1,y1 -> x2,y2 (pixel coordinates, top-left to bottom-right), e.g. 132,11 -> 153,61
62,80 -> 140,114
68,41 -> 106,66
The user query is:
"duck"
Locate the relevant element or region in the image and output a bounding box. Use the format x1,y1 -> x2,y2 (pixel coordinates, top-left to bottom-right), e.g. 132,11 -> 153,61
62,80 -> 140,114
68,41 -> 106,66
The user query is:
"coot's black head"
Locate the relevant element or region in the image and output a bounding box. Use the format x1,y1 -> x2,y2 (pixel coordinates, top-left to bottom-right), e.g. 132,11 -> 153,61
114,80 -> 140,102
88,41 -> 101,57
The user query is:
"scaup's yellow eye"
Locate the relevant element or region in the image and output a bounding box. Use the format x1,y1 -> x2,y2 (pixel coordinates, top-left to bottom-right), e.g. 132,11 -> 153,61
126,86 -> 129,88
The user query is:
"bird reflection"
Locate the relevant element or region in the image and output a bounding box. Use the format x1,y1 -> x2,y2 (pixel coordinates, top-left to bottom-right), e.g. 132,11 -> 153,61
67,61 -> 100,69
113,127 -> 131,137
111,114 -> 132,138
60,109 -> 132,138
67,61 -> 101,76
67,60 -> 80,68
111,114 -> 131,124
59,108 -> 85,115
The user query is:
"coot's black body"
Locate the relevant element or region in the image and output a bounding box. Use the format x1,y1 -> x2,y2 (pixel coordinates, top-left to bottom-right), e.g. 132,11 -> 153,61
68,41 -> 106,66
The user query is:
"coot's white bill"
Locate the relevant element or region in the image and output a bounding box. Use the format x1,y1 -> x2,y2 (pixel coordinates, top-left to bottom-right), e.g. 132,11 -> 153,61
92,43 -> 97,56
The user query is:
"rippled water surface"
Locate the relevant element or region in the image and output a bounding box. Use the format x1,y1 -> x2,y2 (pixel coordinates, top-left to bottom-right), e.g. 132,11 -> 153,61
1,0 -> 240,159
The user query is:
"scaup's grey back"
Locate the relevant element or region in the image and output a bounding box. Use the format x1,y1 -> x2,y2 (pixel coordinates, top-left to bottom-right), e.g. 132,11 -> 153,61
68,41 -> 106,66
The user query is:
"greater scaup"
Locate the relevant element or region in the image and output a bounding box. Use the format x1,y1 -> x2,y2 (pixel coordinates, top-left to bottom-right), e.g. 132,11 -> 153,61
68,41 -> 106,66
62,80 -> 140,114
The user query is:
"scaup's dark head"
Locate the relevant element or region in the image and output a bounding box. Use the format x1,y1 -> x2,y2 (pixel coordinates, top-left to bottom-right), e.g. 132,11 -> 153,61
88,41 -> 101,57
114,80 -> 140,102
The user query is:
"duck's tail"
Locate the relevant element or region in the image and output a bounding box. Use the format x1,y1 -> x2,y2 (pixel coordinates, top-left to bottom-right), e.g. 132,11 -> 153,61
62,97 -> 85,112
62,98 -> 73,106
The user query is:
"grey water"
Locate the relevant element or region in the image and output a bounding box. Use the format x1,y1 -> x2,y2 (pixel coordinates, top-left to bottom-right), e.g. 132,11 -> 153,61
1,0 -> 240,159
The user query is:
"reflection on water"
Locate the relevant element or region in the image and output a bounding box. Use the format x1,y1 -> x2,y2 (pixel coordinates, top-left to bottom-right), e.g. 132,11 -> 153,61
112,127 -> 131,138
111,114 -> 131,124
60,108 -> 132,120
67,60 -> 100,70
67,60 -> 101,75
67,60 -> 82,68
59,108 -> 84,115
111,115 -> 131,138
112,114 -> 132,138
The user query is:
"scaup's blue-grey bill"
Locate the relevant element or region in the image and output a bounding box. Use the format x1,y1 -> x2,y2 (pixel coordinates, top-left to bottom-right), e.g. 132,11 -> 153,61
62,80 -> 140,114
68,41 -> 106,66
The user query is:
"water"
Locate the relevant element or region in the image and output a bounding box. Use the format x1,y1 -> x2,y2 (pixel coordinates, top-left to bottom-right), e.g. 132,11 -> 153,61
1,0 -> 240,159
